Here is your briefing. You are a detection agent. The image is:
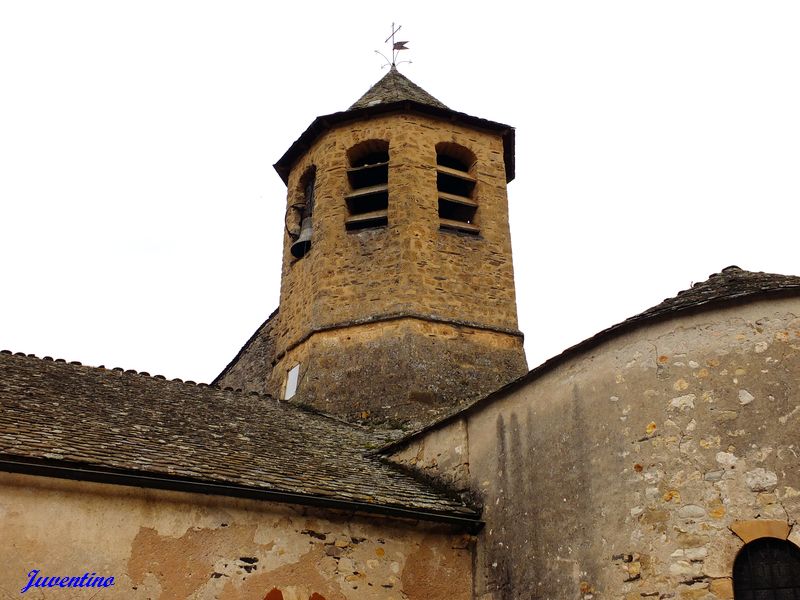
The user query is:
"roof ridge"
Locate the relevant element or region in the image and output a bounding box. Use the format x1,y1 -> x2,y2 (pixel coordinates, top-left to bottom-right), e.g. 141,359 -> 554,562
212,307 -> 279,386
0,349 -> 277,401
0,350 -> 397,434
655,265 -> 779,302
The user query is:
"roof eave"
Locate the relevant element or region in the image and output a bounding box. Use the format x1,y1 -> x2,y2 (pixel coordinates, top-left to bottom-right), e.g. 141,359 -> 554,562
274,101 -> 515,185
0,455 -> 483,531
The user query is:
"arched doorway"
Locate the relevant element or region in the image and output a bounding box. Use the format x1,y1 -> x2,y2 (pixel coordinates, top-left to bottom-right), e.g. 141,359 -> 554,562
733,537 -> 800,598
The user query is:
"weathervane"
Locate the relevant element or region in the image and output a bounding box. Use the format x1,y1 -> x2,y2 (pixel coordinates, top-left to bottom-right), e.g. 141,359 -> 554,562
375,23 -> 411,69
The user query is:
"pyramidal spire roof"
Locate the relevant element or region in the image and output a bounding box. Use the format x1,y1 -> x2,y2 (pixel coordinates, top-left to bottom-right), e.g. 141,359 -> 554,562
275,67 -> 515,185
349,66 -> 448,110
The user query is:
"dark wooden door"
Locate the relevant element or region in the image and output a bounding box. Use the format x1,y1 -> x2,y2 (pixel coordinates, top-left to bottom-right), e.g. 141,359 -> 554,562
734,538 -> 800,599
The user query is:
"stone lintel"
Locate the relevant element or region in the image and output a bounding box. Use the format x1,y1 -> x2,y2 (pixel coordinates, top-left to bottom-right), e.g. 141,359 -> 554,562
730,519 -> 790,543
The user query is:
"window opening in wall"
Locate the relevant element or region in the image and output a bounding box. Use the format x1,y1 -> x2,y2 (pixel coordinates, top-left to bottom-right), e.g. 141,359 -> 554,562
345,140 -> 389,231
284,364 -> 300,400
732,537 -> 800,598
436,142 -> 478,234
290,167 -> 316,259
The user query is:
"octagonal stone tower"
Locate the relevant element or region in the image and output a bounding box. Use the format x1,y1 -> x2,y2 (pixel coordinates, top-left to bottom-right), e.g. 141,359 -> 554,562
217,67 -> 527,426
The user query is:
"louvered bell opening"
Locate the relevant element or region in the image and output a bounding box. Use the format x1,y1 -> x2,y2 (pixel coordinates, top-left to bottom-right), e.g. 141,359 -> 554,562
346,140 -> 389,231
436,143 -> 478,234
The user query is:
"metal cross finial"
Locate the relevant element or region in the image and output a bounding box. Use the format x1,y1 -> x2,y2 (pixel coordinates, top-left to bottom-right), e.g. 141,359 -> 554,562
375,22 -> 411,69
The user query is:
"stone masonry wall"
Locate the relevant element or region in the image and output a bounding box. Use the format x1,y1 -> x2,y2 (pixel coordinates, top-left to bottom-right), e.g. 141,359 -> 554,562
397,298 -> 800,599
270,318 -> 525,427
0,472 -> 473,600
276,113 -> 519,356
266,112 -> 526,422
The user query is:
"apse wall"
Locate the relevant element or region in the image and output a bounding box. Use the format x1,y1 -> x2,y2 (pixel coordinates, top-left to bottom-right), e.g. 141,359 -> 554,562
390,296 -> 800,598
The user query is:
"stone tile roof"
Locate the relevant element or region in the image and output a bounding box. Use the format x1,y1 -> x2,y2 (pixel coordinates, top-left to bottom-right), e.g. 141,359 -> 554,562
212,308 -> 278,394
274,70 -> 515,185
620,265 -> 800,323
381,266 -> 800,453
0,352 -> 477,521
349,66 -> 448,110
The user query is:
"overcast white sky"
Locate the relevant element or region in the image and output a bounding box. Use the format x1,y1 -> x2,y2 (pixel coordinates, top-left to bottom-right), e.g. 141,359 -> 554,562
1,2 -> 799,383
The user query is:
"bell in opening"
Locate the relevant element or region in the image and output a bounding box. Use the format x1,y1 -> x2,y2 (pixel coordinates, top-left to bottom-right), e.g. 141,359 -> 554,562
291,216 -> 313,258
290,168 -> 316,259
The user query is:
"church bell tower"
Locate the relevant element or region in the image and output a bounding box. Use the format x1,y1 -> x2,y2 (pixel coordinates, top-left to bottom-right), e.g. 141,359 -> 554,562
217,66 -> 527,426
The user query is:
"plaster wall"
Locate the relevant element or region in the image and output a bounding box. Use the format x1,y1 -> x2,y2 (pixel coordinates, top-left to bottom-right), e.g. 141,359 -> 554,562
401,298 -> 800,599
389,415 -> 470,493
0,472 -> 473,600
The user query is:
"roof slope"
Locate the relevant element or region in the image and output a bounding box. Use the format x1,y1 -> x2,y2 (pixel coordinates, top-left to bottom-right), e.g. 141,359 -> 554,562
349,66 -> 448,110
274,69 -> 515,184
620,265 -> 800,322
212,308 -> 278,393
381,266 -> 800,452
0,352 -> 476,521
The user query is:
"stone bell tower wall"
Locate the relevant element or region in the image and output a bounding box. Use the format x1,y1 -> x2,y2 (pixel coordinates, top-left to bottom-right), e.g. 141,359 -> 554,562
268,318 -> 526,426
276,113 -> 520,355
269,113 -> 527,423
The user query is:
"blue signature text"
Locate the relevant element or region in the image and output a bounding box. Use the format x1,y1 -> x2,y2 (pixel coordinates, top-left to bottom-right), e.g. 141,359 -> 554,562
21,569 -> 115,593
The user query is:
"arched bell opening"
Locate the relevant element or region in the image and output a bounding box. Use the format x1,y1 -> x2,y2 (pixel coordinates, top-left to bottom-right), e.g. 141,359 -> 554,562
435,142 -> 478,234
289,166 -> 316,259
345,139 -> 389,231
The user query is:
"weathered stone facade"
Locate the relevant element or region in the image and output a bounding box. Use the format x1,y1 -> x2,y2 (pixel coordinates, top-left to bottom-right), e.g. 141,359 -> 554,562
272,111 -> 525,425
220,104 -> 527,425
386,298 -> 800,598
0,472 -> 473,599
6,64 -> 800,600
270,317 -> 525,426
277,113 -> 518,340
